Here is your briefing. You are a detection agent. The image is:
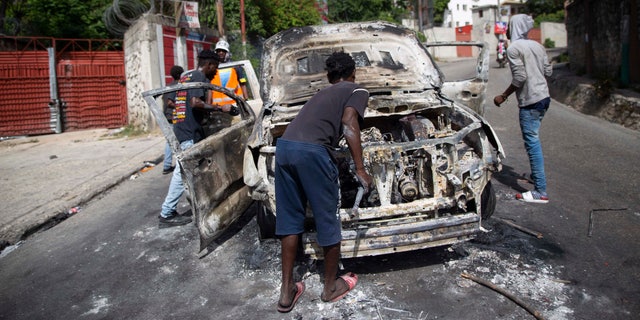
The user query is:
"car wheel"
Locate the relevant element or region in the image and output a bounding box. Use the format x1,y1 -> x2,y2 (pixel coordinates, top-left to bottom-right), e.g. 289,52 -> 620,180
480,181 -> 496,220
257,203 -> 277,241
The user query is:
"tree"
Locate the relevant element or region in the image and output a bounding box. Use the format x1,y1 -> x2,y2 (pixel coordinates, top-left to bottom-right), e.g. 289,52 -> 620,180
432,0 -> 448,26
0,0 -> 28,36
199,0 -> 321,65
525,0 -> 565,25
200,0 -> 266,38
255,0 -> 321,37
326,0 -> 409,24
21,0 -> 111,38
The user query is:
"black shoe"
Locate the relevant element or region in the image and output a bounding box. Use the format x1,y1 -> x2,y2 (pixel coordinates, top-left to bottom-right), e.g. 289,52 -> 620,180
158,212 -> 192,228
162,166 -> 175,175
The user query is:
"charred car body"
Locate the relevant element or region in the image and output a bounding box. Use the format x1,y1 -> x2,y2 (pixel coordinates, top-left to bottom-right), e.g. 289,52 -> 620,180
244,21 -> 504,259
143,22 -> 504,260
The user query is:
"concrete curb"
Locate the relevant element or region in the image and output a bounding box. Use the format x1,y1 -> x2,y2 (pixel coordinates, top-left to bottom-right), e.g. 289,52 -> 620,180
549,64 -> 640,132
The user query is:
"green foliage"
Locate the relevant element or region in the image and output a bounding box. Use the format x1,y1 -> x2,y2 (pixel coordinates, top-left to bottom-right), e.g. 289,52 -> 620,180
525,0 -> 564,14
432,0 -> 449,25
200,0 -> 321,68
533,10 -> 565,27
543,38 -> 555,48
255,0 -> 322,36
326,0 -> 409,24
21,0 -> 111,38
200,0 -> 266,38
526,0 -> 565,22
553,52 -> 569,63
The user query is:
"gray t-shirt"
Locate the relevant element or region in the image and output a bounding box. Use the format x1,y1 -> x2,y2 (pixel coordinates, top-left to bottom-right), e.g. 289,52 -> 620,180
283,81 -> 369,148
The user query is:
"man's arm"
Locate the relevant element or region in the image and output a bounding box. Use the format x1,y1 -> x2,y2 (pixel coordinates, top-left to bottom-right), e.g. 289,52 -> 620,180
190,97 -> 238,115
342,107 -> 373,192
493,84 -> 518,107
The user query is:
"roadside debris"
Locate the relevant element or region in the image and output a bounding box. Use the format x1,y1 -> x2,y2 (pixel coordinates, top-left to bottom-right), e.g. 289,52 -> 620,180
67,206 -> 80,215
587,208 -> 628,237
139,161 -> 155,173
461,272 -> 545,320
495,217 -> 544,239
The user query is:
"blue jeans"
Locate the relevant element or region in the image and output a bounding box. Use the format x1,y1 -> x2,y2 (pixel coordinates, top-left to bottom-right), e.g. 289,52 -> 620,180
163,142 -> 173,170
163,124 -> 174,170
519,97 -> 550,193
160,140 -> 193,217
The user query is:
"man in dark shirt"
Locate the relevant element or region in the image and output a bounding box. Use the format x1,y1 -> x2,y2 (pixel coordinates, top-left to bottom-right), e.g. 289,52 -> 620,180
159,49 -> 236,228
161,65 -> 184,175
274,52 -> 373,312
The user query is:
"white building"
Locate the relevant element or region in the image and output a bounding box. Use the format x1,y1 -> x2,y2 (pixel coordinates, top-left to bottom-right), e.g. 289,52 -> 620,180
443,0 -> 527,28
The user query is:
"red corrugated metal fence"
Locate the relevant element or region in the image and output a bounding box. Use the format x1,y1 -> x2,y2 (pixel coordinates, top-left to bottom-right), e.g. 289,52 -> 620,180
0,37 -> 126,137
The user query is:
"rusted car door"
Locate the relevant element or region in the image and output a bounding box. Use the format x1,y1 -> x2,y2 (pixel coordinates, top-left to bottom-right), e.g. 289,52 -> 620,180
425,41 -> 490,115
142,79 -> 256,251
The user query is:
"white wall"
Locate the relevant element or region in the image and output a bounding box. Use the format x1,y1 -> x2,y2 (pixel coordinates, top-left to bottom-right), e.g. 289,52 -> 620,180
445,0 -> 501,27
423,27 -> 458,59
541,22 -> 567,48
124,16 -> 164,131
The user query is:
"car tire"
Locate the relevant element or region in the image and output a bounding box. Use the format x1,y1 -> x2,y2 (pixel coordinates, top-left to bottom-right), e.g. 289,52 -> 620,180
257,203 -> 277,241
480,181 -> 496,220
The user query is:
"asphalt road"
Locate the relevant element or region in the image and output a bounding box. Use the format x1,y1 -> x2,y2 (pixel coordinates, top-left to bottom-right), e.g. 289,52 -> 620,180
0,59 -> 638,320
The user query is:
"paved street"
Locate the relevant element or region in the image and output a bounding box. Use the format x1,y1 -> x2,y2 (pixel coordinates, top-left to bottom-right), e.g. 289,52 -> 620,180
0,59 -> 638,320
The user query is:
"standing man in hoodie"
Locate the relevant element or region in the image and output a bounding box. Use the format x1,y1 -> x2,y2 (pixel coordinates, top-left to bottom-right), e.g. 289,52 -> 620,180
493,14 -> 553,204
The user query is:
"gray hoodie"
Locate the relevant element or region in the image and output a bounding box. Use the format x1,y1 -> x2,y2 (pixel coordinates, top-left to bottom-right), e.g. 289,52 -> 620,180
507,14 -> 553,107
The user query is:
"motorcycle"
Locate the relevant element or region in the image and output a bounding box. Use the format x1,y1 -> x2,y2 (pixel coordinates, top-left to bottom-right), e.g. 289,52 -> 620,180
496,41 -> 507,68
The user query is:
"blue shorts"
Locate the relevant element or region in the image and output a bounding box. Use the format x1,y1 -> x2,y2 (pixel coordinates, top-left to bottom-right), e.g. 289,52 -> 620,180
274,139 -> 342,246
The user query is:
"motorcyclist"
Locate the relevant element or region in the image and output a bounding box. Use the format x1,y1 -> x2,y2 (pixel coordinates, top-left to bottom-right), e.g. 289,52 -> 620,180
496,37 -> 508,68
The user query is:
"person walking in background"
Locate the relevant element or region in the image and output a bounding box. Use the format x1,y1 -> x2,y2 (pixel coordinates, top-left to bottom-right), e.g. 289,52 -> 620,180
159,50 -> 236,228
493,14 -> 553,204
161,65 -> 184,175
274,52 -> 373,312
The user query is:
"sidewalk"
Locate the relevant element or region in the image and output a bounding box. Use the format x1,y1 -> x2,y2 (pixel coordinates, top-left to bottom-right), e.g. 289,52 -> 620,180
0,129 -> 166,248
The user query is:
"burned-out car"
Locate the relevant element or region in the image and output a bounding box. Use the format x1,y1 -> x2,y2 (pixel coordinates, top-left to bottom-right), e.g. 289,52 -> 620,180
143,22 -> 504,259
243,21 -> 504,259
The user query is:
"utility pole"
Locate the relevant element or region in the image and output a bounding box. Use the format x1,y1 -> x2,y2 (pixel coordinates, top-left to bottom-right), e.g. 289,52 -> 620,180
174,1 -> 186,69
216,0 -> 224,39
241,0 -> 247,58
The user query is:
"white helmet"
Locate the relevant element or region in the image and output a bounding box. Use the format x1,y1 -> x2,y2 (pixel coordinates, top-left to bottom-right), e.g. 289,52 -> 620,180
215,40 -> 230,52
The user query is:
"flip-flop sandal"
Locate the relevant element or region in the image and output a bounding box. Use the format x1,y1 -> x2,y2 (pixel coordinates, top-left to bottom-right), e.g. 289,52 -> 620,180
326,272 -> 358,303
277,281 -> 305,313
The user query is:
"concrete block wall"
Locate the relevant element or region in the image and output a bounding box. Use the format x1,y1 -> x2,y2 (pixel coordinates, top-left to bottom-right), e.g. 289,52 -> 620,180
566,0 -> 638,81
124,15 -> 163,131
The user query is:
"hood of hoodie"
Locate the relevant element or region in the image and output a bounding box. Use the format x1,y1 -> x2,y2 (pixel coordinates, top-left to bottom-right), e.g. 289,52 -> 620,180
509,14 -> 534,42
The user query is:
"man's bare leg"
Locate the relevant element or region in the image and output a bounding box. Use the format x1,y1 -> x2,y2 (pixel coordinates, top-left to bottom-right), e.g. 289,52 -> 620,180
320,242 -> 350,301
279,234 -> 299,307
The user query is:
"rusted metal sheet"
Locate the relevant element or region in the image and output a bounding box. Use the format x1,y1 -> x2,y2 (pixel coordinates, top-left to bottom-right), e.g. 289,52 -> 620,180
0,49 -> 52,136
57,51 -> 127,131
0,37 -> 126,137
